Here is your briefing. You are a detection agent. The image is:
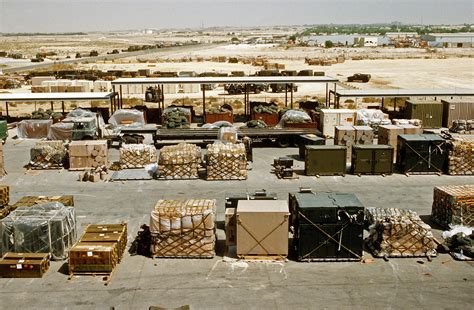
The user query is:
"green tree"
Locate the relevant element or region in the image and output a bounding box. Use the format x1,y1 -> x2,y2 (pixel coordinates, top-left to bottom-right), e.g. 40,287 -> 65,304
324,40 -> 334,48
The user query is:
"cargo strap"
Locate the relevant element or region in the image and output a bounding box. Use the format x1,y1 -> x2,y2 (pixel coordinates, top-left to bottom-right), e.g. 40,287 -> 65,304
404,143 -> 444,173
237,218 -> 287,259
298,211 -> 362,260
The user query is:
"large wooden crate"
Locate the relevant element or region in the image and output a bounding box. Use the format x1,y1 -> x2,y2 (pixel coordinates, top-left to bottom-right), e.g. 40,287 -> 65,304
69,242 -> 118,274
9,195 -> 74,212
0,253 -> 50,278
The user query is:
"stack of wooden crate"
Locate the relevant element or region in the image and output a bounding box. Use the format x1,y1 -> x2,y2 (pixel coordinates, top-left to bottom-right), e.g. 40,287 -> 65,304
149,199 -> 216,258
158,143 -> 201,179
431,185 -> 473,229
447,138 -> 474,175
353,126 -> 374,145
335,126 -> 355,162
29,140 -> 67,169
69,140 -> 108,170
206,142 -> 247,180
120,144 -> 157,169
366,207 -> 437,258
68,223 -> 127,282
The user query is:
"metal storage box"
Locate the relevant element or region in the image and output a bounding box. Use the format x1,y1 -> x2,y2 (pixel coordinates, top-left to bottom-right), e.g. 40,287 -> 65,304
441,100 -> 474,127
351,145 -> 394,175
304,145 -> 347,176
405,101 -> 443,128
236,200 -> 289,258
289,192 -> 365,261
397,134 -> 447,174
0,253 -> 50,278
319,109 -> 356,138
225,190 -> 277,209
298,134 -> 325,158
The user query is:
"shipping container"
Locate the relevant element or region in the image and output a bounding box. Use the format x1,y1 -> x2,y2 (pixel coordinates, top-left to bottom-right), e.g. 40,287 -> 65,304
304,145 -> 347,176
441,100 -> 474,127
351,145 -> 394,175
397,134 -> 447,174
319,109 -> 356,138
405,101 -> 443,128
298,134 -> 325,158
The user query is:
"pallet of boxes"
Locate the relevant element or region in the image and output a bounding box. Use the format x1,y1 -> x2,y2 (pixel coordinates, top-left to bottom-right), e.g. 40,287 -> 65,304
120,144 -> 157,169
29,140 -> 67,169
225,199 -> 289,260
0,185 -> 9,220
150,199 -> 216,258
447,137 -> 474,175
158,143 -> 201,179
366,208 -> 437,259
68,223 -> 127,284
206,127 -> 247,181
431,185 -> 473,229
69,140 -> 108,182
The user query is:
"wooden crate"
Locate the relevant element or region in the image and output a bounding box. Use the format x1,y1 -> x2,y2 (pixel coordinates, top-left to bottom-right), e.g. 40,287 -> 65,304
205,112 -> 233,124
81,231 -> 127,260
0,253 -> 50,278
9,195 -> 74,212
0,185 -> 10,207
69,242 -> 118,274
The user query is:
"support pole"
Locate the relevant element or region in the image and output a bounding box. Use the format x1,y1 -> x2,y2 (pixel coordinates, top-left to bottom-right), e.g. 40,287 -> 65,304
50,101 -> 54,111
285,84 -> 288,107
334,83 -> 337,108
119,85 -> 123,109
202,85 -> 206,124
290,84 -> 294,108
5,102 -> 9,118
381,97 -> 384,109
62,101 -> 65,113
112,85 -> 116,113
161,84 -> 165,111
325,83 -> 329,107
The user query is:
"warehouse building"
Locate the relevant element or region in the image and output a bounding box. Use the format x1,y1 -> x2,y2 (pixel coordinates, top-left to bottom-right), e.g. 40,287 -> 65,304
422,33 -> 474,48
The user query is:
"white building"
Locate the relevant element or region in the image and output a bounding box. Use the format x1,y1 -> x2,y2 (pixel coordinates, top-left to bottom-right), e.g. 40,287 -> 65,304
421,33 -> 474,48
353,37 -> 378,47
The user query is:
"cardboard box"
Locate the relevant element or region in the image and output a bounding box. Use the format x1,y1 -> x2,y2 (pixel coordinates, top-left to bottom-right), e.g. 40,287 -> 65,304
225,208 -> 236,246
69,140 -> 108,170
236,200 -> 289,257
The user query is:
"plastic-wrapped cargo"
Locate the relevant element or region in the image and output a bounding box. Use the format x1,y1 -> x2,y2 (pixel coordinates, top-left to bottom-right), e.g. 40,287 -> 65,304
120,144 -> 157,169
158,143 -> 201,179
29,140 -> 67,169
218,127 -> 238,143
108,109 -> 145,128
366,207 -> 437,258
47,122 -> 74,140
206,142 -> 247,180
17,120 -> 52,139
0,202 -> 77,260
431,185 -> 473,229
150,199 -> 216,258
162,107 -> 191,129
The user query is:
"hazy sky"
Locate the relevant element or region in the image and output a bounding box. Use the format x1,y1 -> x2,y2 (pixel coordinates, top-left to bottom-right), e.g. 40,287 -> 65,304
0,0 -> 472,33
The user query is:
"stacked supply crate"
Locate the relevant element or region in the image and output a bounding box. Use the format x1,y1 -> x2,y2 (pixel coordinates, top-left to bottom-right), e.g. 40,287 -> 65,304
120,144 -> 157,169
353,126 -> 374,145
397,134 -> 447,174
158,143 -> 201,179
29,140 -> 67,169
334,126 -> 355,162
206,142 -> 247,180
0,253 -> 50,278
69,140 -> 108,170
431,185 -> 473,229
289,191 -> 365,261
366,208 -> 437,258
304,145 -> 347,176
150,199 -> 216,258
447,138 -> 474,175
69,223 -> 127,279
236,200 -> 289,259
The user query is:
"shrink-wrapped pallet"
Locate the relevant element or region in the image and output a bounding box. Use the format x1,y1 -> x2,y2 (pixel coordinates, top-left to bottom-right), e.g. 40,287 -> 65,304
431,185 -> 473,229
448,139 -> 474,175
29,140 -> 67,169
150,199 -> 216,258
0,202 -> 77,259
120,144 -> 157,169
158,143 -> 201,179
206,142 -> 247,180
218,127 -> 237,144
17,120 -> 52,139
366,207 -> 436,258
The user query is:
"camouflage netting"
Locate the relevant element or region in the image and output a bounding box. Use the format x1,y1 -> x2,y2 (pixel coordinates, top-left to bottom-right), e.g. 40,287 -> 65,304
163,107 -> 191,129
29,140 -> 67,169
252,104 -> 278,115
0,202 -> 77,260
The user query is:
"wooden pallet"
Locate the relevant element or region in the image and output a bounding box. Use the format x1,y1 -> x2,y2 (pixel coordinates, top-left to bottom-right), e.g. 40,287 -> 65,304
27,166 -> 64,171
237,255 -> 287,262
366,241 -> 437,260
298,257 -> 361,262
68,269 -> 115,285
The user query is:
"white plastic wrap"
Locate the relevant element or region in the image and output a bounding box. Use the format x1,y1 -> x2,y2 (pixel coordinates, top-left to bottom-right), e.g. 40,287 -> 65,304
356,109 -> 386,125
202,121 -> 233,129
278,110 -> 311,127
108,109 -> 145,128
17,119 -> 53,139
218,127 -> 238,143
47,122 -> 74,140
442,226 -> 473,240
393,119 -> 423,126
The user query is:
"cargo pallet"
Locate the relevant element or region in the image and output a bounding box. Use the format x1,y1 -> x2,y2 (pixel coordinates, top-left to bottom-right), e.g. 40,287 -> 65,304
68,269 -> 115,285
27,166 -> 64,170
298,257 -> 361,262
366,241 -> 437,260
151,255 -> 214,259
237,255 -> 287,262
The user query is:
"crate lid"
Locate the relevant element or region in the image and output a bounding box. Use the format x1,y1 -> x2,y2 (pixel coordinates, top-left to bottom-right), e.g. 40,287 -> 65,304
353,144 -> 393,150
305,145 -> 347,150
292,192 -> 364,209
399,134 -> 445,142
237,200 -> 288,213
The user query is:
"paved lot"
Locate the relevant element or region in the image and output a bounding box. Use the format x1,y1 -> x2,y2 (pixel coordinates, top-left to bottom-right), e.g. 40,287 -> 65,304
0,138 -> 472,309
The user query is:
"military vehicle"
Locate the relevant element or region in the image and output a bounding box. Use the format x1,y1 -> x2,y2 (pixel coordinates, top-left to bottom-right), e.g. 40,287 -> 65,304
347,73 -> 371,83
224,83 -> 269,95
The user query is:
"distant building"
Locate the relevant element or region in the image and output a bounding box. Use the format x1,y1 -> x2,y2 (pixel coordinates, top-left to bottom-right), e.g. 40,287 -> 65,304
385,32 -> 419,39
353,37 -> 378,47
421,33 -> 474,48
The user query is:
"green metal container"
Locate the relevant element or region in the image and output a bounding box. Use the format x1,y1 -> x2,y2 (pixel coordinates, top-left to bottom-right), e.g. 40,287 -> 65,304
298,134 -> 325,158
405,100 -> 443,128
304,145 -> 346,176
351,145 -> 394,175
0,120 -> 8,142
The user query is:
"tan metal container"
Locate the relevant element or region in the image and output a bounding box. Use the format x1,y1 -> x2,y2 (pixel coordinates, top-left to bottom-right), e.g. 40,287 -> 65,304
441,100 -> 474,128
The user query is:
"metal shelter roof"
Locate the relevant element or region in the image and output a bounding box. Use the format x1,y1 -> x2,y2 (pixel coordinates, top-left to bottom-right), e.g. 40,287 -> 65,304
331,88 -> 474,98
0,92 -> 116,102
112,76 -> 339,85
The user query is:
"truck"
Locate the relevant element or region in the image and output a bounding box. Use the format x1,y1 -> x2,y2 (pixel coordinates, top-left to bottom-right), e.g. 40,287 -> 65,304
145,86 -> 163,103
270,83 -> 298,93
224,83 -> 269,95
347,73 -> 371,83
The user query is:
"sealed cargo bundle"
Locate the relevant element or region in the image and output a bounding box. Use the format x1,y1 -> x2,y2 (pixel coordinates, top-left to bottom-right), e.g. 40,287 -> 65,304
29,140 -> 67,169
431,185 -> 473,229
150,199 -> 216,258
0,253 -> 50,278
9,195 -> 74,213
120,144 -> 157,169
158,143 -> 201,179
218,127 -> 237,144
0,202 -> 77,259
84,223 -> 128,259
69,242 -> 118,276
447,138 -> 474,175
0,185 -> 9,207
206,142 -> 247,180
69,140 -> 108,170
366,207 -> 437,258
162,107 -> 191,129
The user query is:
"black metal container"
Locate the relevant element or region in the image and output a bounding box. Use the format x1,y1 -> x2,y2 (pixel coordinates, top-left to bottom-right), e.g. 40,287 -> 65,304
397,134 -> 447,174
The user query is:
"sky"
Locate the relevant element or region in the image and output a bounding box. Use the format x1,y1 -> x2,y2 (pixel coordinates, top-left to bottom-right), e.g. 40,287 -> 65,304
0,0 -> 472,33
